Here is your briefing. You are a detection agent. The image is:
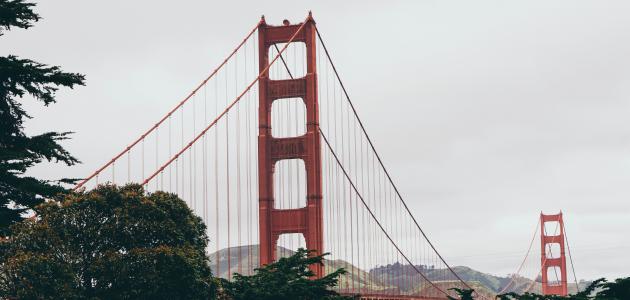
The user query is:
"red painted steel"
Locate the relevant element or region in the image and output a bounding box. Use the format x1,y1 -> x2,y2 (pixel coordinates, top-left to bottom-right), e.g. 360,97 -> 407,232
258,13 -> 324,277
540,212 -> 568,296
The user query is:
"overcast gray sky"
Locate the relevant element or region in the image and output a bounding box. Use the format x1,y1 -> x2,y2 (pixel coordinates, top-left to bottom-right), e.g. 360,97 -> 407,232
3,1 -> 630,280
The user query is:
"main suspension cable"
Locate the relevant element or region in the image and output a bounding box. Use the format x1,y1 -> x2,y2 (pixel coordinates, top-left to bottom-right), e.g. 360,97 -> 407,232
141,18 -> 309,185
319,128 -> 449,297
314,25 -> 475,293
74,20 -> 262,191
497,219 -> 540,295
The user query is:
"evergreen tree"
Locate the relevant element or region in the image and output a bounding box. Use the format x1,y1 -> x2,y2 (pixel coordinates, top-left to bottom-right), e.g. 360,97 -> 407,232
0,0 -> 85,235
448,288 -> 475,300
219,248 -> 356,300
596,277 -> 630,299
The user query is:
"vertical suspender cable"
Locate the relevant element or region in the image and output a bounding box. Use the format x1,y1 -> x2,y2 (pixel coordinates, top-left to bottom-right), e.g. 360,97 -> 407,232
246,35 -> 253,274
236,50 -> 243,275
214,72 -> 220,276
352,106 -> 360,294
253,31 -> 260,269
203,80 -> 208,226
155,124 -> 159,191
127,150 -> 131,183
192,92 -> 196,210
168,113 -> 171,192
180,104 -> 184,195
142,138 -> 145,187
226,58 -> 232,279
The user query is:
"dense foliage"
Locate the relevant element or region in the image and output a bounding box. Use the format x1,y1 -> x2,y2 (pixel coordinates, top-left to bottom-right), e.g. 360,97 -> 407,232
448,277 -> 630,300
0,0 -> 38,34
0,0 -> 85,235
448,287 -> 475,300
219,248 -> 355,300
0,184 -> 216,299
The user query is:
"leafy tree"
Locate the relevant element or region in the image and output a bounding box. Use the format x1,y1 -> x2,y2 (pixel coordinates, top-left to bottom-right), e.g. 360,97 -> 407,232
0,0 -> 85,235
0,184 -> 216,299
219,248 -> 356,300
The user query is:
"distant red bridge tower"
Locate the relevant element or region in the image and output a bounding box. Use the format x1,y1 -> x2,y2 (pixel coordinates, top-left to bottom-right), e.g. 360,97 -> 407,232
540,212 -> 568,296
257,14 -> 324,277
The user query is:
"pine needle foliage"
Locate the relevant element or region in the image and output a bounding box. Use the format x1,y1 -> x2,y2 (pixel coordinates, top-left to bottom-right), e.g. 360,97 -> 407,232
0,0 -> 85,235
219,248 -> 357,300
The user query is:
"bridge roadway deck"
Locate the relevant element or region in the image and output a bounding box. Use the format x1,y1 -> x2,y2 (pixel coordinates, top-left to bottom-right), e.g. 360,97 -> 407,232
343,293 -> 445,300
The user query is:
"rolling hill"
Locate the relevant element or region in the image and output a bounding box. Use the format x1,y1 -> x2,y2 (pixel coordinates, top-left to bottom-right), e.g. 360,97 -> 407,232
208,245 -> 589,297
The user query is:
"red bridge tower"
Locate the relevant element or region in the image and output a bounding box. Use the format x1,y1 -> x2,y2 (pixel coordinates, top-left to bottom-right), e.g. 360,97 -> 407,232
257,15 -> 323,277
540,212 -> 568,296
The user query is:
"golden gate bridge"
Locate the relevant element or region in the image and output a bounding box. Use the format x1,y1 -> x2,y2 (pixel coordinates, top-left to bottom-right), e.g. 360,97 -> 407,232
73,13 -> 579,299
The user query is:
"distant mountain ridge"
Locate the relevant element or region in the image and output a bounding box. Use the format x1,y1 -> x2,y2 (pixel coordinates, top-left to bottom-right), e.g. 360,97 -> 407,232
208,245 -> 589,297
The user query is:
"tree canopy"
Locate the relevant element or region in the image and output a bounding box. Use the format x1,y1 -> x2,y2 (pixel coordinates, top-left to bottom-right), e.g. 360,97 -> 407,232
0,184 -> 216,299
218,248 -> 355,300
0,0 -> 85,235
492,277 -> 630,300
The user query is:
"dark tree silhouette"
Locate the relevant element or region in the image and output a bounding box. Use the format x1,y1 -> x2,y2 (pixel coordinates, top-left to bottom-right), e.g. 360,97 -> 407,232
596,277 -> 630,299
448,288 -> 475,300
497,277 -> 630,300
0,0 -> 85,235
